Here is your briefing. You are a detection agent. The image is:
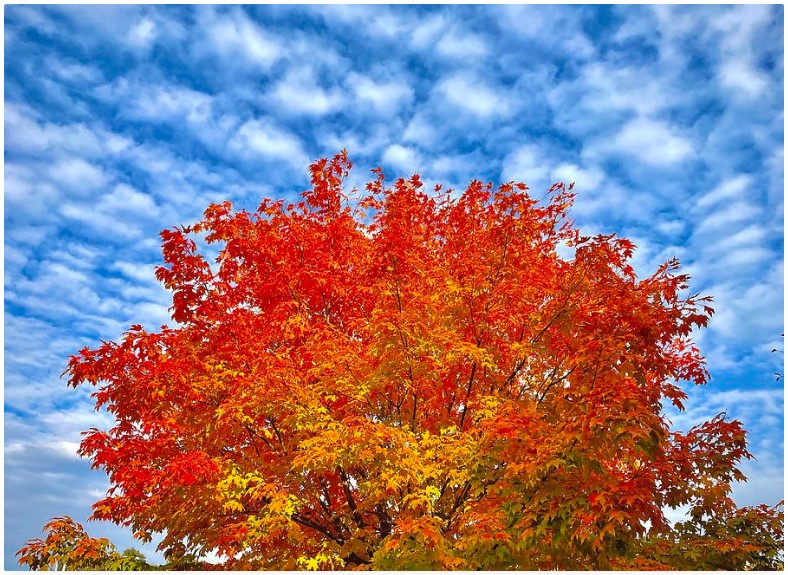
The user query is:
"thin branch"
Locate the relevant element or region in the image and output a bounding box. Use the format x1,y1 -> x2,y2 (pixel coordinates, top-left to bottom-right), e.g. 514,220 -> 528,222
242,424 -> 263,458
537,366 -> 577,404
458,362 -> 477,429
503,357 -> 528,391
374,503 -> 392,538
269,419 -> 288,456
337,467 -> 365,528
441,482 -> 472,533
531,308 -> 566,346
292,513 -> 344,545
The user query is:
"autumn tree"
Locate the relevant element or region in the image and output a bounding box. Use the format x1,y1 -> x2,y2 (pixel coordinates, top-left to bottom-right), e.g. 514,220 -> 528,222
16,516 -> 152,571
20,152 -> 783,570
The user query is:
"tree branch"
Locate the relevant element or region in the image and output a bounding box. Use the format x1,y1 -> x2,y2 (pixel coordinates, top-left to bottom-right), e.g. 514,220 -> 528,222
292,513 -> 344,545
441,481 -> 472,533
337,467 -> 365,528
458,362 -> 477,429
537,366 -> 577,404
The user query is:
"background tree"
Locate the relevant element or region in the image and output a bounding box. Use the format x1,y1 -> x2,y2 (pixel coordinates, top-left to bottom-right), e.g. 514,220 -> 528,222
636,499 -> 784,570
19,152 -> 783,570
16,516 -> 151,571
16,517 -> 213,571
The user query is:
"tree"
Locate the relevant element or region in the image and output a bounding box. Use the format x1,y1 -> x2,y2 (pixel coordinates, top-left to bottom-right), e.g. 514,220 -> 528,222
20,152 -> 783,569
16,516 -> 211,571
637,499 -> 784,570
15,516 -> 151,571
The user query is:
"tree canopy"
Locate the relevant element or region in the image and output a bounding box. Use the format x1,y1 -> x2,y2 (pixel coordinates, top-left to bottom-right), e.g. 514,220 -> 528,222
19,152 -> 783,570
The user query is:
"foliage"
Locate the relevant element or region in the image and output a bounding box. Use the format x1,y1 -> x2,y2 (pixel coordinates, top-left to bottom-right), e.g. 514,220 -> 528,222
15,516 -> 149,571
16,516 -> 213,571
19,152 -> 783,569
635,499 -> 784,570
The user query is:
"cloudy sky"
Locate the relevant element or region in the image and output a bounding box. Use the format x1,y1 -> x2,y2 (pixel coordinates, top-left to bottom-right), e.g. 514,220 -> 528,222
4,4 -> 784,568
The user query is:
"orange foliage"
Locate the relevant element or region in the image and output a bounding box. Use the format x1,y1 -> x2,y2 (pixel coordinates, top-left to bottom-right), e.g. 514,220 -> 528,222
16,516 -> 116,571
27,152 -> 782,569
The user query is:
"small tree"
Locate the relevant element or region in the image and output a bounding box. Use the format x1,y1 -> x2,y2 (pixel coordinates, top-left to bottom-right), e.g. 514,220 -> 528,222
15,516 -> 140,571
20,152 -> 783,569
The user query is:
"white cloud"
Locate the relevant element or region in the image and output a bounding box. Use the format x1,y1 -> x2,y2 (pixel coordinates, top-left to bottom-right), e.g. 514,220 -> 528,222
100,183 -> 157,216
4,163 -> 61,217
48,244 -> 101,271
319,125 -> 391,159
4,225 -> 50,252
733,457 -> 784,508
694,201 -> 760,235
403,112 -> 438,146
435,72 -> 510,118
719,57 -> 769,101
649,5 -> 768,80
612,6 -> 656,44
711,5 -> 774,51
4,103 -> 132,158
656,220 -> 685,237
268,67 -> 344,116
59,203 -> 144,240
588,116 -> 694,166
667,387 -> 783,433
129,300 -> 172,328
615,117 -> 694,165
40,5 -> 159,52
428,153 -> 474,180
347,72 -> 413,116
495,5 -> 596,60
108,80 -> 213,125
361,9 -> 412,40
703,224 -> 766,254
702,261 -> 783,343
551,163 -> 605,191
113,261 -> 159,284
647,6 -> 705,72
571,63 -> 677,118
117,141 -> 267,214
45,56 -> 104,84
228,118 -> 309,169
429,155 -> 462,177
9,261 -> 96,315
3,320 -> 99,411
501,144 -> 550,189
695,174 -> 751,209
4,405 -> 169,564
569,182 -> 665,229
48,157 -> 108,191
435,28 -> 488,59
127,17 -> 157,49
718,246 -> 773,268
711,5 -> 774,102
52,441 -> 82,459
311,5 -> 414,41
4,104 -> 51,152
382,144 -> 421,173
196,6 -> 281,69
409,13 -> 447,50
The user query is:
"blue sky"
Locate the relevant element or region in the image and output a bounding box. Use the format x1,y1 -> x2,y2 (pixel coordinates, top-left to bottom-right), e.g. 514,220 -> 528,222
3,4 -> 784,569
